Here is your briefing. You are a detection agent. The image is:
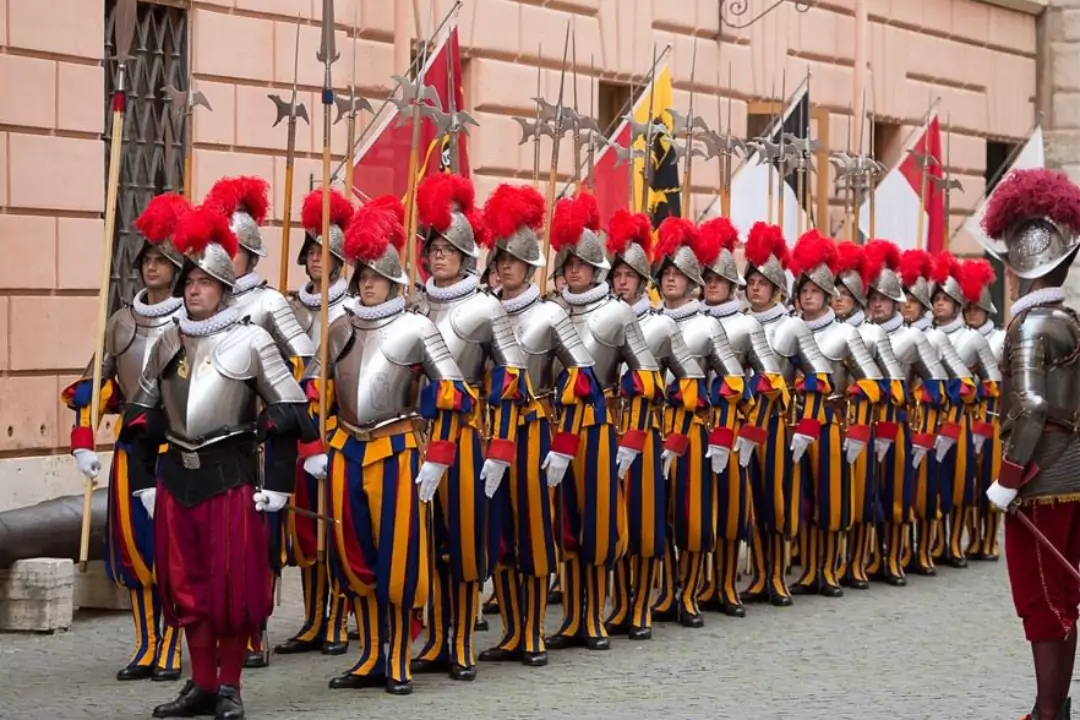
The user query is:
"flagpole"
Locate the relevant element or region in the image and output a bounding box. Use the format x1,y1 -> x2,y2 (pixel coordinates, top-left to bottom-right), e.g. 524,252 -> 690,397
271,18 -> 308,293
776,71 -> 787,234
914,107 -> 931,251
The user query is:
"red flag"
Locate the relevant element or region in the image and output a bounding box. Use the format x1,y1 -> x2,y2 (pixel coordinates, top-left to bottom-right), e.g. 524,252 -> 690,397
592,122 -> 633,225
897,116 -> 945,253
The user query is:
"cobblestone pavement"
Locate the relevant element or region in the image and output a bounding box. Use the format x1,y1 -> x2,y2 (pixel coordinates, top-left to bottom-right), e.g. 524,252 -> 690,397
0,557 -> 1062,720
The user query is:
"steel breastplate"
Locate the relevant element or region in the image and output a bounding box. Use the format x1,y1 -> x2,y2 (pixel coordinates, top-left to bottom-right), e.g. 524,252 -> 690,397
160,329 -> 260,449
293,293 -> 350,347
426,289 -> 523,386
639,311 -> 676,369
234,284 -> 314,359
110,309 -> 181,400
563,296 -> 624,389
676,313 -> 719,378
507,299 -> 572,395
812,322 -> 853,393
718,312 -> 782,375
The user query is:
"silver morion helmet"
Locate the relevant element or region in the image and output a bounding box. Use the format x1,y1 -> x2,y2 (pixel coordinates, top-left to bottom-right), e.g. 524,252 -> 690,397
790,230 -> 838,297
898,248 -> 934,309
834,241 -> 868,306
605,209 -> 654,282
930,252 -> 965,307
133,192 -> 190,271
170,205 -> 240,293
300,188 -> 352,264
203,176 -> 271,258
863,239 -> 906,304
344,196 -> 409,289
481,184 -> 548,274
743,222 -> 789,291
699,216 -> 744,287
653,216 -> 706,287
552,193 -> 610,278
417,173 -> 480,259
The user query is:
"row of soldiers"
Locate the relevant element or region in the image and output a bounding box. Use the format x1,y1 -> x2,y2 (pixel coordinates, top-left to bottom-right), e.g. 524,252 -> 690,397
64,172 -> 1006,718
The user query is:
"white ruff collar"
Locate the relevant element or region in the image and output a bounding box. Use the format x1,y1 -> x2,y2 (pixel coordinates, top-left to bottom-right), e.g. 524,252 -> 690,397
501,284 -> 540,314
180,306 -> 240,337
425,275 -> 477,302
936,314 -> 965,335
297,277 -> 347,309
706,299 -> 740,319
561,283 -> 610,306
879,313 -> 904,334
233,272 -> 263,294
977,319 -> 995,336
631,295 -> 653,317
662,299 -> 701,322
911,313 -> 932,331
844,309 -> 865,327
804,308 -> 836,332
1011,287 -> 1066,317
749,303 -> 789,324
132,289 -> 183,318
352,295 -> 405,321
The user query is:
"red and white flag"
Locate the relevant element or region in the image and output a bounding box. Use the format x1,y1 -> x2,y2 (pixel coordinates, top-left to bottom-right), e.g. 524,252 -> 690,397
857,115 -> 944,251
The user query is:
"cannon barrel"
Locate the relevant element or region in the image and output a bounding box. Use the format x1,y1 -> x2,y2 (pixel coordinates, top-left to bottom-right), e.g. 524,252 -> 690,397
0,489 -> 108,568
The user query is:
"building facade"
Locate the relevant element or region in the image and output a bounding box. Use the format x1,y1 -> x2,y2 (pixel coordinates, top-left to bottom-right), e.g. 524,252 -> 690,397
0,0 -> 1050,508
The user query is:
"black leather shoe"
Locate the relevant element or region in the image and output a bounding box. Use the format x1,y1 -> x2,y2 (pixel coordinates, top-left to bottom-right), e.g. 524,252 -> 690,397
410,657 -> 450,674
679,611 -> 704,629
651,607 -> 679,623
845,576 -> 870,590
769,593 -> 793,608
450,664 -> 476,681
152,680 -> 218,718
243,650 -> 268,670
153,667 -> 182,682
273,637 -> 321,655
522,651 -> 548,667
946,554 -> 968,569
321,641 -> 349,656
116,664 -> 154,681
882,572 -> 907,587
585,636 -> 610,651
820,584 -> 844,598
481,600 -> 500,616
474,616 -> 490,632
215,685 -> 244,720
627,626 -> 652,641
604,618 -> 630,635
790,581 -> 820,596
544,634 -> 585,650
385,678 -> 413,696
720,602 -> 746,618
478,646 -> 522,662
328,672 -> 386,689
907,562 -> 936,577
347,629 -> 360,641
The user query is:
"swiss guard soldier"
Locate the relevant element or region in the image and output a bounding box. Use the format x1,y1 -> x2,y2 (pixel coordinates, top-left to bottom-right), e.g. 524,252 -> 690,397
831,240 -> 905,589
300,196 -> 476,695
548,192 -> 662,651
740,222 -> 834,606
787,231 -> 883,599
203,174 -> 316,667
276,188 -> 354,658
960,258 -> 1005,561
411,173 -> 527,681
605,208 -> 707,638
862,239 -> 949,583
981,168 -> 1080,720
124,205 -> 318,720
653,216 -> 753,627
930,253 -> 1001,568
699,217 -> 786,617
62,193 -> 190,683
479,183 -> 598,667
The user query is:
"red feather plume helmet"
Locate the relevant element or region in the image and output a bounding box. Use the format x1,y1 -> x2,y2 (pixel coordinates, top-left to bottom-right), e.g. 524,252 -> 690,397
653,216 -> 707,286
134,193 -> 190,269
789,229 -> 838,297
416,173 -> 485,259
203,176 -> 271,258
170,205 -> 240,291
743,222 -> 789,290
697,216 -> 743,286
980,168 -> 1080,279
898,248 -> 934,309
930,250 -> 965,306
480,183 -> 546,269
551,192 -> 608,274
833,240 -> 872,306
299,188 -> 353,264
959,257 -> 997,309
343,195 -> 409,287
606,209 -> 654,281
862,239 -> 905,303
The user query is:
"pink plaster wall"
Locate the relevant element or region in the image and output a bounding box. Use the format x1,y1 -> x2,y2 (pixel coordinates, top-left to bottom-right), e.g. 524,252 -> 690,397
0,0 -> 1037,456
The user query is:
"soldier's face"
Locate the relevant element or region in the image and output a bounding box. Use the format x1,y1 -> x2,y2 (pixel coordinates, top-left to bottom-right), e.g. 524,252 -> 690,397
357,267 -> 391,307
305,244 -> 324,284
932,291 -> 958,321
867,291 -> 896,322
141,249 -> 175,293
495,253 -> 527,293
703,272 -> 733,304
563,256 -> 595,294
660,265 -> 689,301
900,297 -> 924,323
744,272 -> 776,312
832,284 -> 857,318
426,238 -> 463,283
798,282 -> 827,317
184,268 -> 225,321
965,305 -> 988,328
610,264 -> 642,302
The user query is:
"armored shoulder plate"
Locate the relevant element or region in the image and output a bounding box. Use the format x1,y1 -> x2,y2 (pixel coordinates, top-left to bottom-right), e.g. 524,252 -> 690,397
926,328 -> 973,380
773,316 -> 832,375
585,297 -> 631,350
719,312 -> 782,375
952,326 -> 1002,382
449,291 -> 526,369
858,322 -> 905,379
987,327 -> 1006,364
105,307 -> 138,359
212,323 -> 273,380
379,312 -> 463,381
680,313 -> 744,378
245,285 -> 315,359
890,326 -> 947,382
641,312 -> 704,380
129,325 -> 183,408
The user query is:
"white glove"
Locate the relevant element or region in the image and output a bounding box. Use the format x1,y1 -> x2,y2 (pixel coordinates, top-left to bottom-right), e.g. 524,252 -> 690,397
253,489 -> 290,513
843,438 -> 866,465
133,488 -> 156,519
874,438 -> 892,463
706,445 -> 731,475
616,445 -> 640,480
415,461 -> 448,503
973,434 -> 987,455
986,481 -> 1018,512
303,453 -> 329,480
660,449 -> 676,478
790,433 -> 814,463
911,446 -> 928,470
734,436 -> 758,469
934,434 -> 956,463
480,458 -> 510,499
72,448 -> 101,480
541,451 -> 573,488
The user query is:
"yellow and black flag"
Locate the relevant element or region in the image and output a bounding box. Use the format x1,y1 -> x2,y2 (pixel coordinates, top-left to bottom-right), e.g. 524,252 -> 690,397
624,67 -> 680,227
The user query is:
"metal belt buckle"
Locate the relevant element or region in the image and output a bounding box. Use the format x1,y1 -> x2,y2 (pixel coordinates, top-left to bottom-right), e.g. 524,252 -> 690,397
180,450 -> 201,470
